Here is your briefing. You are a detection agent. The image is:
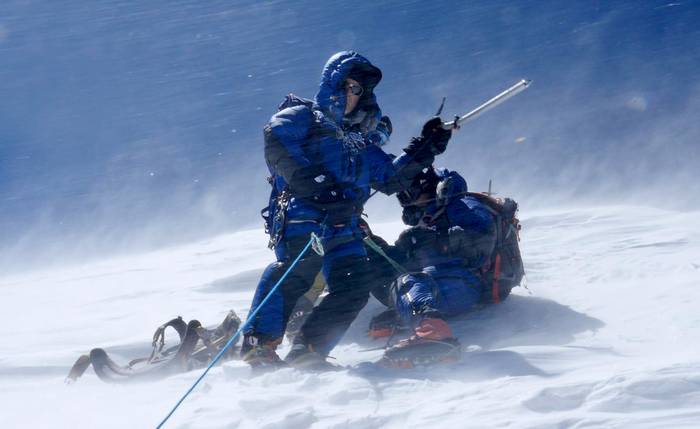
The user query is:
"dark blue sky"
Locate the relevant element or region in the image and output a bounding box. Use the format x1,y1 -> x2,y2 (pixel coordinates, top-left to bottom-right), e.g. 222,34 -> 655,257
1,1 -> 698,271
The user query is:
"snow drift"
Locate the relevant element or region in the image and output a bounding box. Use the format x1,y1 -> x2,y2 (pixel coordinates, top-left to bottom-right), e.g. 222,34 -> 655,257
1,204 -> 699,428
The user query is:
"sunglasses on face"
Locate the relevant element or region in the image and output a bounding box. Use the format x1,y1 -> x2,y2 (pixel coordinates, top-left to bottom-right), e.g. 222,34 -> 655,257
345,83 -> 364,96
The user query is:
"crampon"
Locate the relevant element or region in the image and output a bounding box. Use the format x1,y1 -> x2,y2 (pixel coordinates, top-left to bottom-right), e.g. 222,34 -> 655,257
375,317 -> 462,369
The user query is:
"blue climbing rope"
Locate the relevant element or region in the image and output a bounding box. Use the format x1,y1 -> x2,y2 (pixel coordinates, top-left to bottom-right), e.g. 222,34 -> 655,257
156,236 -> 314,429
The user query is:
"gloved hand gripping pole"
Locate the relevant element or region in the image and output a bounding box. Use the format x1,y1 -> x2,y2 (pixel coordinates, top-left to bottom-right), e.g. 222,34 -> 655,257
367,79 -> 530,200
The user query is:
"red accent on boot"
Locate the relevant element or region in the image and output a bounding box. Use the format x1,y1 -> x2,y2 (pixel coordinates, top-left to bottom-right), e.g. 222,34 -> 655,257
414,318 -> 453,340
492,253 -> 502,304
368,327 -> 394,338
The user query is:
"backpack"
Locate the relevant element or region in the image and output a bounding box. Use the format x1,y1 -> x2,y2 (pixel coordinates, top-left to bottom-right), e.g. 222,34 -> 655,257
261,94 -> 317,247
465,192 -> 525,304
277,93 -> 315,111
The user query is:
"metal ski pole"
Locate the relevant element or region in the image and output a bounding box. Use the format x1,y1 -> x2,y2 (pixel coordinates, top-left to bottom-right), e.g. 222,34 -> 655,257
441,79 -> 531,129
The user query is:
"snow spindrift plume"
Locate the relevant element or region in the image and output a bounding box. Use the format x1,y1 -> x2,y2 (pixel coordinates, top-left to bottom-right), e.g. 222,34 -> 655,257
1,1 -> 699,271
1,1 -> 699,428
2,208 -> 700,428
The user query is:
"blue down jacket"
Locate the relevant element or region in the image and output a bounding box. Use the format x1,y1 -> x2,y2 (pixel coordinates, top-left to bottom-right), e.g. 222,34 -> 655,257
263,51 -> 426,261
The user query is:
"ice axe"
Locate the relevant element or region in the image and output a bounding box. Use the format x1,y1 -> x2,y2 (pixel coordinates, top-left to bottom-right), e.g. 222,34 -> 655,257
368,79 -> 530,200
441,79 -> 531,130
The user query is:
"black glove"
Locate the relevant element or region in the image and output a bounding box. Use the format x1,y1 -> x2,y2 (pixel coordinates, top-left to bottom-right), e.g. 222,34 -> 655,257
420,116 -> 451,155
403,117 -> 452,163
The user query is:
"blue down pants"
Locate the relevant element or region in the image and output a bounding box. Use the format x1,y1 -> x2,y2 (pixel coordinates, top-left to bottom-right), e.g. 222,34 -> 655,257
393,266 -> 483,325
244,218 -> 374,355
243,232 -> 322,342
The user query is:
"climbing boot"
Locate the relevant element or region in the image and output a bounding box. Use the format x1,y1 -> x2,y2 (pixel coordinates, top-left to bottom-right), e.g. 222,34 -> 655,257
378,318 -> 461,368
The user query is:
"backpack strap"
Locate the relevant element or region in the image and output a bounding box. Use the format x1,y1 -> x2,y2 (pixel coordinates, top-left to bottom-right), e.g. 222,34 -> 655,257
277,93 -> 315,111
149,316 -> 188,362
491,253 -> 502,304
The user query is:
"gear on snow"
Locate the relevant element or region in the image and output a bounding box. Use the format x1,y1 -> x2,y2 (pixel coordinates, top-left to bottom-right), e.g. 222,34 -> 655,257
66,310 -> 242,383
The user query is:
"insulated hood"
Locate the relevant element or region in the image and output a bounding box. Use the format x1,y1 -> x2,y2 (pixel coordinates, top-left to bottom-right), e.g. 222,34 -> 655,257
314,51 -> 382,124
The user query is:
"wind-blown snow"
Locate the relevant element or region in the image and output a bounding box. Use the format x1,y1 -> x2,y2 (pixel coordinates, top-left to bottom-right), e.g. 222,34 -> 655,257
3,1 -> 699,273
1,204 -> 699,428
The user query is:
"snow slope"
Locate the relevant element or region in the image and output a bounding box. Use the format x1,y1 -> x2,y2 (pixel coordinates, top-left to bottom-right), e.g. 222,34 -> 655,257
1,205 -> 699,429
